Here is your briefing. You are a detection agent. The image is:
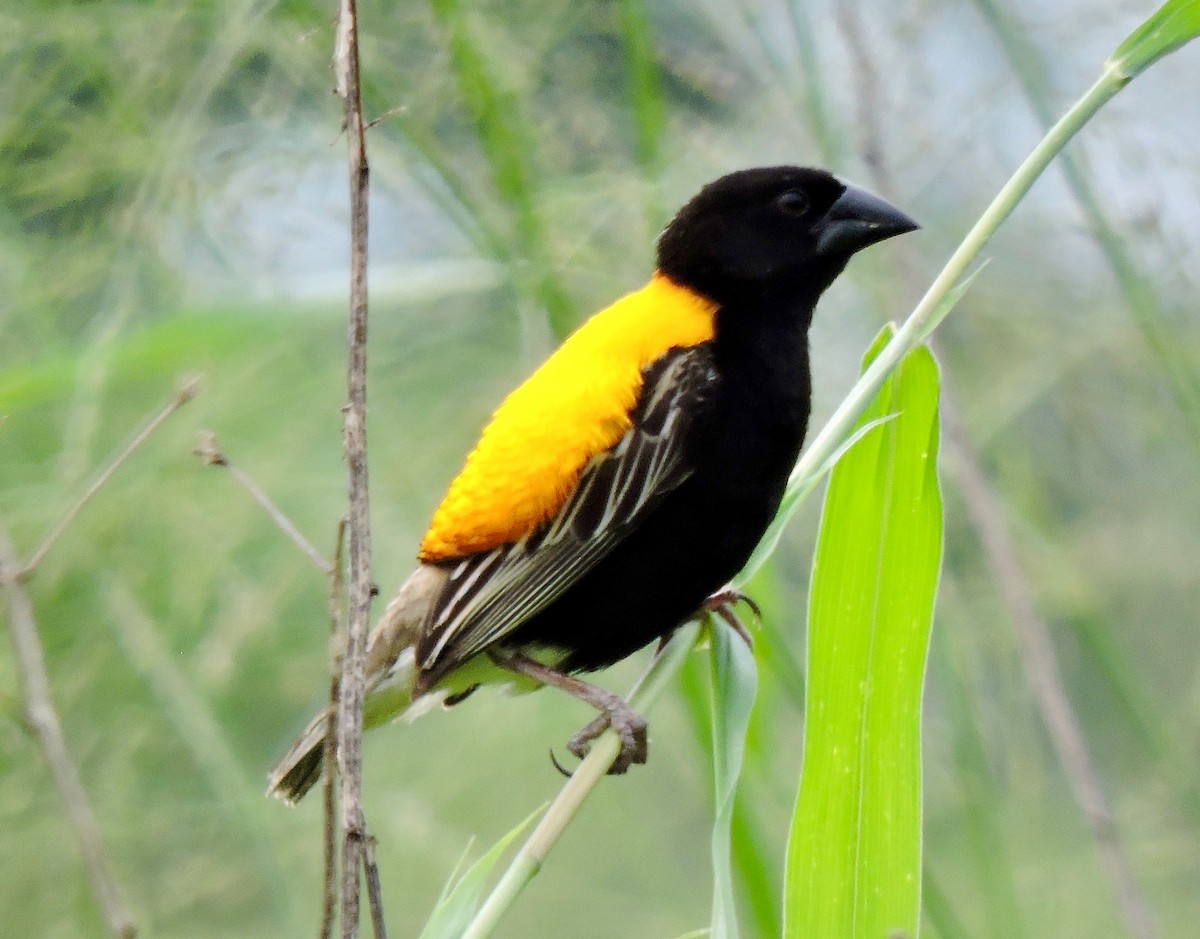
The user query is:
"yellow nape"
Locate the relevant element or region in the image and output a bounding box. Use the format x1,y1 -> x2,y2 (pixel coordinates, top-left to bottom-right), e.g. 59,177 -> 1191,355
418,273 -> 718,562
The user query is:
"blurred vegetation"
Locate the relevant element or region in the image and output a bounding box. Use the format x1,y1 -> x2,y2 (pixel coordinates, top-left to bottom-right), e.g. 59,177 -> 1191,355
2,0 -> 1199,937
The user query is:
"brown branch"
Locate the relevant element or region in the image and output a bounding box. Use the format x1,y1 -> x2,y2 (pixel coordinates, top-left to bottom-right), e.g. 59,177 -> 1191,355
834,8 -> 1158,936
322,519 -> 348,939
194,431 -> 332,574
0,520 -> 137,939
944,414 -> 1160,939
333,1 -> 376,938
362,834 -> 388,939
19,375 -> 201,580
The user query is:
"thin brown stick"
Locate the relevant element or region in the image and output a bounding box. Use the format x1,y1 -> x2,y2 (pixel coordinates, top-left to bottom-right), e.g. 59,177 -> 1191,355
945,414 -> 1159,939
835,9 -> 1157,936
19,375 -> 201,580
362,834 -> 388,939
333,1 -> 375,937
194,431 -> 332,574
0,521 -> 137,939
322,519 -> 348,939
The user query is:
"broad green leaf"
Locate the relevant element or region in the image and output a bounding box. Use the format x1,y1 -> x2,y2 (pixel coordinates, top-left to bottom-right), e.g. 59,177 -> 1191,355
784,326 -> 943,939
1109,0 -> 1200,79
707,617 -> 758,939
420,805 -> 542,939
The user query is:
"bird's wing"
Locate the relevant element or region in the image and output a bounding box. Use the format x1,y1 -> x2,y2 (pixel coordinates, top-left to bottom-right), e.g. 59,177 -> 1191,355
415,344 -> 719,676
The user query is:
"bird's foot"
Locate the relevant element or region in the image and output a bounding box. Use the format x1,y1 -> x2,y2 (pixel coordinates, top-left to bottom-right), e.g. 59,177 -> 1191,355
700,585 -> 761,647
490,650 -> 650,776
567,704 -> 648,775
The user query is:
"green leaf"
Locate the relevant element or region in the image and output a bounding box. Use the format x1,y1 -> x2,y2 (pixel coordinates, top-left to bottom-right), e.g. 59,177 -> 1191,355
784,325 -> 943,939
1109,0 -> 1200,79
420,805 -> 543,939
707,617 -> 759,939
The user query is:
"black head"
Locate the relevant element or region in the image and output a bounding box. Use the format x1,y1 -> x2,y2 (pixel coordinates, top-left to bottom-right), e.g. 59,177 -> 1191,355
657,166 -> 918,306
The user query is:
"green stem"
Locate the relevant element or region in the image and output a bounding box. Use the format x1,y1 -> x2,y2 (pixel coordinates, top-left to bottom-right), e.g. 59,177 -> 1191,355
973,0 -> 1200,458
460,624 -> 700,939
781,67 -> 1125,522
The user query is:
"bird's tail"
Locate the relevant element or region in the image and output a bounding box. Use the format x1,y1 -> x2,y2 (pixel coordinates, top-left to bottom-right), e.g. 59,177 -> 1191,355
267,647 -> 430,804
267,706 -> 334,803
266,566 -> 446,804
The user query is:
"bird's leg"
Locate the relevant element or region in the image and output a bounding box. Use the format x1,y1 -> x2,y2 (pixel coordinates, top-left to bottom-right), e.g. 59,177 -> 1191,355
699,585 -> 761,647
489,652 -> 648,774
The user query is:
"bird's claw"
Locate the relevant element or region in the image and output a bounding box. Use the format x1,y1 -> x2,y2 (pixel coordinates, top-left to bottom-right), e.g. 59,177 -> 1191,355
701,586 -> 761,647
567,706 -> 648,775
548,748 -> 575,779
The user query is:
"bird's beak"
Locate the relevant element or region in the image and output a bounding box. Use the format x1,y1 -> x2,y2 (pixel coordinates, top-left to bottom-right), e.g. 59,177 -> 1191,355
815,184 -> 919,257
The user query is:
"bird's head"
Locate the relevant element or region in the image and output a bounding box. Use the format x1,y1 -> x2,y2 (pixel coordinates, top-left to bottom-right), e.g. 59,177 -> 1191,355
656,166 -> 918,306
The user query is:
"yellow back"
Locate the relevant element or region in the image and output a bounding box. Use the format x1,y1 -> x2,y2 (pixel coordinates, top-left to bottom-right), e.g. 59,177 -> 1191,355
419,273 -> 718,561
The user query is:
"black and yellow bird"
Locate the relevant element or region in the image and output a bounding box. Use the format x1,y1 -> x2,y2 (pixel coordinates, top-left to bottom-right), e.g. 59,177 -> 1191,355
269,166 -> 917,802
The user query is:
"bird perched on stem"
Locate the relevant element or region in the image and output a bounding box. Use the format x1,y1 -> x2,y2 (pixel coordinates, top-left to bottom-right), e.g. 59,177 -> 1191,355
269,166 -> 917,803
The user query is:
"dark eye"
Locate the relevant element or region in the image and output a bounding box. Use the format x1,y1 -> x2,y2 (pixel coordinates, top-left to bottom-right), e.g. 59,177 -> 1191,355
775,190 -> 809,217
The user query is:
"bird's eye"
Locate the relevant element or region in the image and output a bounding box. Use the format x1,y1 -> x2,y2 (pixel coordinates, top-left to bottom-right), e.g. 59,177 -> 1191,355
775,190 -> 809,217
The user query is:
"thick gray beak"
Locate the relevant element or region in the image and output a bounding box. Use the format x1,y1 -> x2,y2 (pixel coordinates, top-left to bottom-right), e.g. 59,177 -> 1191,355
815,184 -> 919,257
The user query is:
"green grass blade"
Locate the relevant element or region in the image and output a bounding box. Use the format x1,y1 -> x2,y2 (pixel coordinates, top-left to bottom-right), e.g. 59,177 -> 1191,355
1109,0 -> 1200,78
930,605 -> 1028,939
729,796 -> 782,938
784,326 -> 943,939
972,0 -> 1200,457
707,617 -> 758,939
617,0 -> 667,225
419,805 -> 543,939
428,0 -> 574,337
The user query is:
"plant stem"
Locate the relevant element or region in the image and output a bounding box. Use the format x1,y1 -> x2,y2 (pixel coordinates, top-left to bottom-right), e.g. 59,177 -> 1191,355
461,623 -> 699,939
193,432 -> 332,574
782,67 -> 1125,513
21,376 -> 200,580
334,0 -> 375,935
1,522 -> 137,939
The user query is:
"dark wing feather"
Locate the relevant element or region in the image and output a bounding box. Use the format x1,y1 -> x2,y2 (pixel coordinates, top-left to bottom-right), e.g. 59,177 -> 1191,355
416,344 -> 719,676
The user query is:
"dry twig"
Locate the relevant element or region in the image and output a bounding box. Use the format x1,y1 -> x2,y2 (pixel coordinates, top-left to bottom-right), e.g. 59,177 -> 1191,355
194,431 -> 332,574
0,375 -> 201,937
945,416 -> 1159,939
322,519 -> 348,939
333,0 -> 380,936
0,521 -> 137,939
19,375 -> 201,580
362,834 -> 388,939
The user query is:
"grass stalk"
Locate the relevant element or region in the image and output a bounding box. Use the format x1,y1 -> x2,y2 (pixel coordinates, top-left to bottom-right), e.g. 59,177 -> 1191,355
758,67 -> 1123,557
460,623 -> 699,939
971,0 -> 1200,455
429,0 -> 574,339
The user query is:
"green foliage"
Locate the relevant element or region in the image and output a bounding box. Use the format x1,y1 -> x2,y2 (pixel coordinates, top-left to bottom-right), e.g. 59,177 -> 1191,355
421,807 -> 542,939
785,330 -> 942,938
3,1 -> 1200,938
1110,0 -> 1200,78
706,619 -> 758,939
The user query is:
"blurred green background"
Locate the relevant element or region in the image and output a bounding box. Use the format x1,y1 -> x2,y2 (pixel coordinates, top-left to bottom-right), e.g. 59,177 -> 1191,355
2,1 -> 1199,936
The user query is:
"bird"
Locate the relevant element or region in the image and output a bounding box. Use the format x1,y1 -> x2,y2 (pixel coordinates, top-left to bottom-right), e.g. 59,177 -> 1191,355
268,165 -> 917,803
